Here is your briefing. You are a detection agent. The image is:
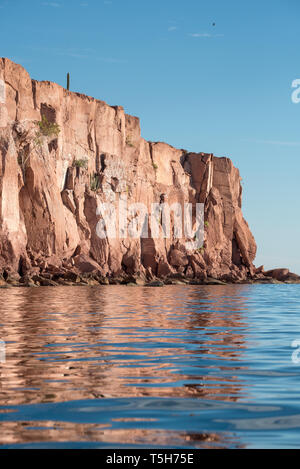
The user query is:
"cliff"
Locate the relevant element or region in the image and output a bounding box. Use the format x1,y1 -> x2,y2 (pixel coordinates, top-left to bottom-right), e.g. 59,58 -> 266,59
0,58 -> 296,287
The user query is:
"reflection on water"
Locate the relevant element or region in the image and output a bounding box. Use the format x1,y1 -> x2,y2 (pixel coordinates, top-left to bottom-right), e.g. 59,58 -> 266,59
0,284 -> 300,448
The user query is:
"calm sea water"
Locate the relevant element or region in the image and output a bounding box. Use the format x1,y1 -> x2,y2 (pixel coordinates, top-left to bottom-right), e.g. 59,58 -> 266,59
0,284 -> 300,449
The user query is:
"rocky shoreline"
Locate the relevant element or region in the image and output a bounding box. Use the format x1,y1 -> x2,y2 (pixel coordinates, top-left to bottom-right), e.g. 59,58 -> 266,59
1,265 -> 299,288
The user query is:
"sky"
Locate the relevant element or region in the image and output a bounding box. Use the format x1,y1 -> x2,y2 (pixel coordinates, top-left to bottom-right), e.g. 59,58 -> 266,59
0,0 -> 300,273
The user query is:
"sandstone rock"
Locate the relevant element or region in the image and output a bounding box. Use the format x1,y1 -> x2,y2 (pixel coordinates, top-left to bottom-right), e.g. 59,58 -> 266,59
189,279 -> 205,285
32,276 -> 58,286
0,58 -> 263,284
56,279 -> 75,286
287,272 -> 300,281
73,254 -> 102,273
146,280 -> 164,287
157,260 -> 174,278
205,277 -> 227,285
19,277 -> 37,287
169,249 -> 189,268
169,279 -> 187,285
100,277 -> 110,285
0,275 -> 7,286
255,277 -> 283,284
61,189 -> 76,214
134,277 -> 146,286
264,268 -> 290,281
185,266 -> 194,278
62,271 -> 81,283
7,273 -> 20,283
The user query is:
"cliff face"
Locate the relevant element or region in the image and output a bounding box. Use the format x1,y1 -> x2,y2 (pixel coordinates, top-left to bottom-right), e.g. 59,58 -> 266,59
0,58 -> 258,284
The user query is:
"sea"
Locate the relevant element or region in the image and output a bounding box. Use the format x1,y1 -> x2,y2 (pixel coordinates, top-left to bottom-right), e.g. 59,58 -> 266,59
0,284 -> 300,449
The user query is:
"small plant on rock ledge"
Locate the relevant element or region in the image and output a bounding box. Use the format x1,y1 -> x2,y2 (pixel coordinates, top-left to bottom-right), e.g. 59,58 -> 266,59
90,173 -> 101,192
37,115 -> 60,138
73,158 -> 88,169
16,117 -> 60,182
126,135 -> 134,147
152,162 -> 158,171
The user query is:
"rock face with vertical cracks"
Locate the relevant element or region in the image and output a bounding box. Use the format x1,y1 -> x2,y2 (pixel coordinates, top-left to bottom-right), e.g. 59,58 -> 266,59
0,58 -> 259,283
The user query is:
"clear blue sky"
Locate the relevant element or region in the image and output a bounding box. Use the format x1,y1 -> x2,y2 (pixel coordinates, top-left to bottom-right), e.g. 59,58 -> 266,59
1,0 -> 300,273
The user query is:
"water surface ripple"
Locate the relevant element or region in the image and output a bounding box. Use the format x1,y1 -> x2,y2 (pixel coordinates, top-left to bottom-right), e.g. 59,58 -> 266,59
0,284 -> 300,448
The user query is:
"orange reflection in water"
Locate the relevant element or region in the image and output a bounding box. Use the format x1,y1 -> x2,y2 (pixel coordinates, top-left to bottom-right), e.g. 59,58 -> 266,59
0,284 -> 250,447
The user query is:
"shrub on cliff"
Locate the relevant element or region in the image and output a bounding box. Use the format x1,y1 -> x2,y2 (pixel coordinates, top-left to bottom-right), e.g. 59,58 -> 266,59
126,135 -> 134,147
90,173 -> 101,192
36,115 -> 60,139
73,158 -> 88,169
16,117 -> 60,181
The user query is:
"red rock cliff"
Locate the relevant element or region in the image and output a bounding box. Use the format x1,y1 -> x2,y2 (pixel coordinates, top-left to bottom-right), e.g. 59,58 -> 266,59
0,58 -> 257,283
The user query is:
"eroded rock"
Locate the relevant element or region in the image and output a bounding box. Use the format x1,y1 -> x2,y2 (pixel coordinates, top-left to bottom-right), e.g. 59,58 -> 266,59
0,57 -> 285,286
